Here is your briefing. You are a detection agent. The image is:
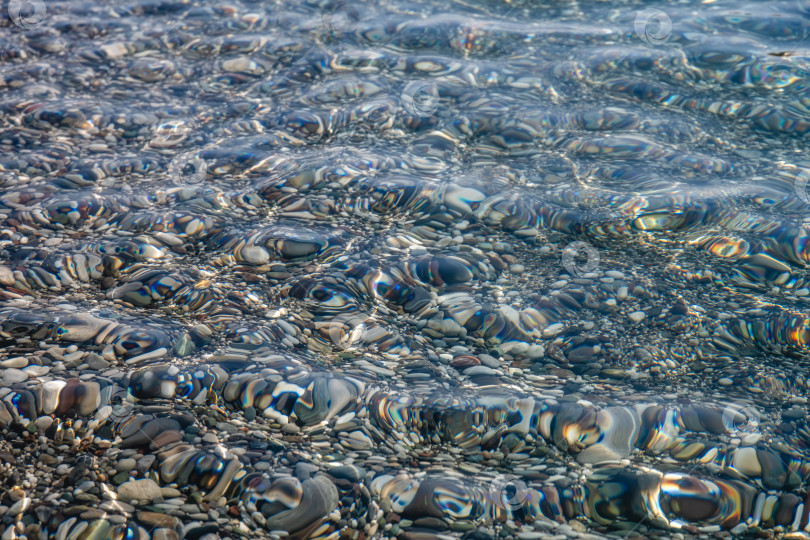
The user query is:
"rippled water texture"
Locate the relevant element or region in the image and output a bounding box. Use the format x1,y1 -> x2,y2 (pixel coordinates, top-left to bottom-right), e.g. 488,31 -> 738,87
3,0 -> 810,538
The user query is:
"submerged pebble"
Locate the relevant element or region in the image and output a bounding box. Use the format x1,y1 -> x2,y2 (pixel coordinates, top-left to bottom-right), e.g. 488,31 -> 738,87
0,0 -> 809,539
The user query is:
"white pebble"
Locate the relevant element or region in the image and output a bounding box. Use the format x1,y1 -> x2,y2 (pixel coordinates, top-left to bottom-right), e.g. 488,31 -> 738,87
628,311 -> 646,323
0,357 -> 27,368
7,498 -> 30,516
542,323 -> 564,338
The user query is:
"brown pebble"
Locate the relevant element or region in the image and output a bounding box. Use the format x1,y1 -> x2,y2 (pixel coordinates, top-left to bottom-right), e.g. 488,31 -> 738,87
281,423 -> 300,435
486,253 -> 507,271
149,430 -> 183,450
0,266 -> 14,286
385,512 -> 401,523
136,511 -> 180,529
152,529 -> 180,540
450,356 -> 480,368
24,524 -> 41,540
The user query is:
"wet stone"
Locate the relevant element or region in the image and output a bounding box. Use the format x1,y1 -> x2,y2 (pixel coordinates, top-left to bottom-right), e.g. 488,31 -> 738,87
117,479 -> 163,504
116,458 -> 137,473
0,1 -> 808,538
113,471 -> 131,485
137,511 -> 180,529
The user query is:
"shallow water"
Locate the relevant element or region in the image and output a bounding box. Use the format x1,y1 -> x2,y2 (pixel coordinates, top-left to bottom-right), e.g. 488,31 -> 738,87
2,0 -> 810,538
